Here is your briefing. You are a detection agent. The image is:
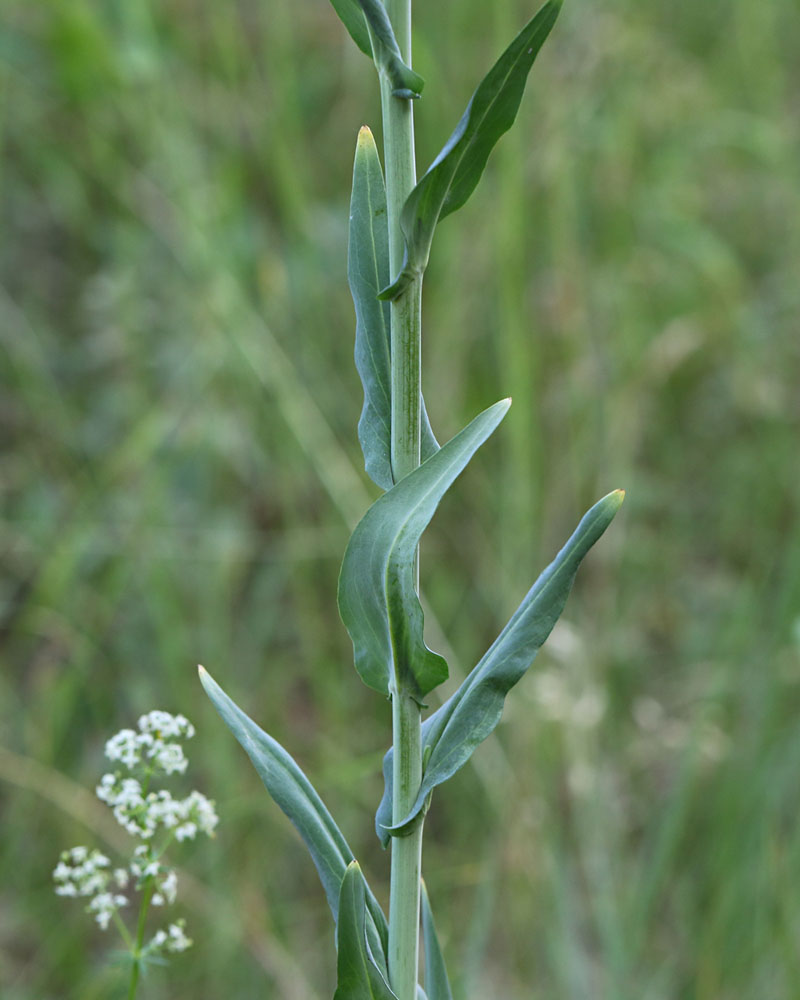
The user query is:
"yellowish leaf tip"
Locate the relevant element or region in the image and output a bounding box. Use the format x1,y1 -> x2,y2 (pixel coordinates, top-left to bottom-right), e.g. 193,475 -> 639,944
357,125 -> 374,143
198,664 -> 207,677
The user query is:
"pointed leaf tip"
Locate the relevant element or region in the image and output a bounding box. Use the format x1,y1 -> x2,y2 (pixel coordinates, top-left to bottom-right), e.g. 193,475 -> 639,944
339,400 -> 509,700
387,0 -> 562,290
199,670 -> 389,965
374,487 -> 623,843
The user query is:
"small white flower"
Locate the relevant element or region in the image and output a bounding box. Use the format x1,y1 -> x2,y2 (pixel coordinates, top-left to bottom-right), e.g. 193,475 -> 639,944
159,870 -> 178,905
53,847 -> 113,898
149,929 -> 168,949
104,729 -> 142,768
166,920 -> 192,952
87,892 -> 127,931
138,711 -> 195,741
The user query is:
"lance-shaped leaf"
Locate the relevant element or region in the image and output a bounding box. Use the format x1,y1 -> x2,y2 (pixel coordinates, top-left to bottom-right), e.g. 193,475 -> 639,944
349,127 -> 439,491
329,0 -> 372,57
380,0 -> 562,300
357,0 -> 424,98
375,489 -> 625,843
199,667 -> 388,968
421,881 -> 454,1000
334,862 -> 398,1000
338,399 -> 511,701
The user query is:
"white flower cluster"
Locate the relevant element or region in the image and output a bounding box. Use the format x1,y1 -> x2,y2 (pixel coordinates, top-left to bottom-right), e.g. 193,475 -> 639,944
53,847 -> 128,929
54,709 -> 219,962
149,919 -> 192,953
104,710 -> 195,775
95,709 -> 218,841
96,774 -> 218,841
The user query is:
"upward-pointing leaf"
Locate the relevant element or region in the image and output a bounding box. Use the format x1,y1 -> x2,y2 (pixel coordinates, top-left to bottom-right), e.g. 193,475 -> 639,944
421,881 -> 454,1000
350,127 -> 394,491
375,489 -> 624,844
348,127 -> 439,491
334,862 -> 398,1000
198,667 -> 388,970
380,0 -> 562,300
338,399 -> 511,701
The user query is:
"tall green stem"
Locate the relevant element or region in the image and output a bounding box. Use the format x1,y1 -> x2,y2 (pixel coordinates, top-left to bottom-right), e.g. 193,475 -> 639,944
127,879 -> 154,1000
378,1 -> 423,998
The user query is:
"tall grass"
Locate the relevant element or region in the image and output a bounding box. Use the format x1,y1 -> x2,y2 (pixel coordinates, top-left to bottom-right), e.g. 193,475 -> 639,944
1,0 -> 799,996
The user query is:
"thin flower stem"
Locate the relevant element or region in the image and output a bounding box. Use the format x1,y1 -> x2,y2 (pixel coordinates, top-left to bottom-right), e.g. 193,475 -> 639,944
127,878 -> 155,1000
112,909 -> 134,952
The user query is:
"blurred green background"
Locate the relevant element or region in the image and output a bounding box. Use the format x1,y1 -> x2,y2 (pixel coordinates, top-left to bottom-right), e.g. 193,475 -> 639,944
2,0 -> 799,997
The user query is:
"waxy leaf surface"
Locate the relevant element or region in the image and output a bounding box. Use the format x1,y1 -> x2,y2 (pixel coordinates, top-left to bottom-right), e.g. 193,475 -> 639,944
375,490 -> 624,843
334,862 -> 398,1000
199,667 -> 388,967
357,0 -> 424,98
349,127 -> 438,491
421,881 -> 454,1000
338,399 -> 510,701
329,0 -> 372,56
380,0 -> 561,300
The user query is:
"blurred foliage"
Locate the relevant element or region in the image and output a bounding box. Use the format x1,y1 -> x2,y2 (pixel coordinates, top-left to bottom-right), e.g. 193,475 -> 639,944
1,0 -> 799,997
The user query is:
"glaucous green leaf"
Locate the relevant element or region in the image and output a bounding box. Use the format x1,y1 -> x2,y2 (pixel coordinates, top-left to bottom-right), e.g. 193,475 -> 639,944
334,862 -> 398,1000
375,489 -> 624,843
421,881 -> 454,1000
380,0 -> 562,300
357,0 -> 424,98
199,667 -> 388,967
329,0 -> 372,57
338,399 -> 510,701
349,127 -> 439,491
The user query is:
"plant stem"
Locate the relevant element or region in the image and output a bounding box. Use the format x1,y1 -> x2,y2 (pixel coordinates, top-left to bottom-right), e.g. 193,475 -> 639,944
127,879 -> 155,1000
379,1 -> 423,998
388,683 -> 423,1000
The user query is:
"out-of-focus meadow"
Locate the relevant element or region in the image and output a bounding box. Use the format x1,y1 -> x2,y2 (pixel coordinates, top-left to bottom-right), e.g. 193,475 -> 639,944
2,0 -> 799,997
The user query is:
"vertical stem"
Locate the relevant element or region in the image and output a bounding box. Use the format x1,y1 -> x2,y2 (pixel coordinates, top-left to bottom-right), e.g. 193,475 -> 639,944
127,879 -> 154,1000
378,1 -> 423,999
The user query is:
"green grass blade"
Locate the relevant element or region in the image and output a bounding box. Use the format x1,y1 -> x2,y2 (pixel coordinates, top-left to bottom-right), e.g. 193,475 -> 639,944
421,881 -> 454,1000
338,399 -> 511,701
380,0 -> 562,300
349,127 -> 439,491
199,667 -> 388,964
334,862 -> 398,1000
329,0 -> 372,56
357,0 -> 424,98
376,489 -> 624,842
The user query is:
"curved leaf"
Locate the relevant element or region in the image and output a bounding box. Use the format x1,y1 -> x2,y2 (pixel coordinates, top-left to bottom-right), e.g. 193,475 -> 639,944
329,0 -> 372,57
421,881 -> 454,1000
338,399 -> 510,701
380,0 -> 562,300
334,862 -> 398,1000
199,667 -> 388,967
349,128 -> 439,492
357,0 -> 424,99
376,489 -> 624,843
